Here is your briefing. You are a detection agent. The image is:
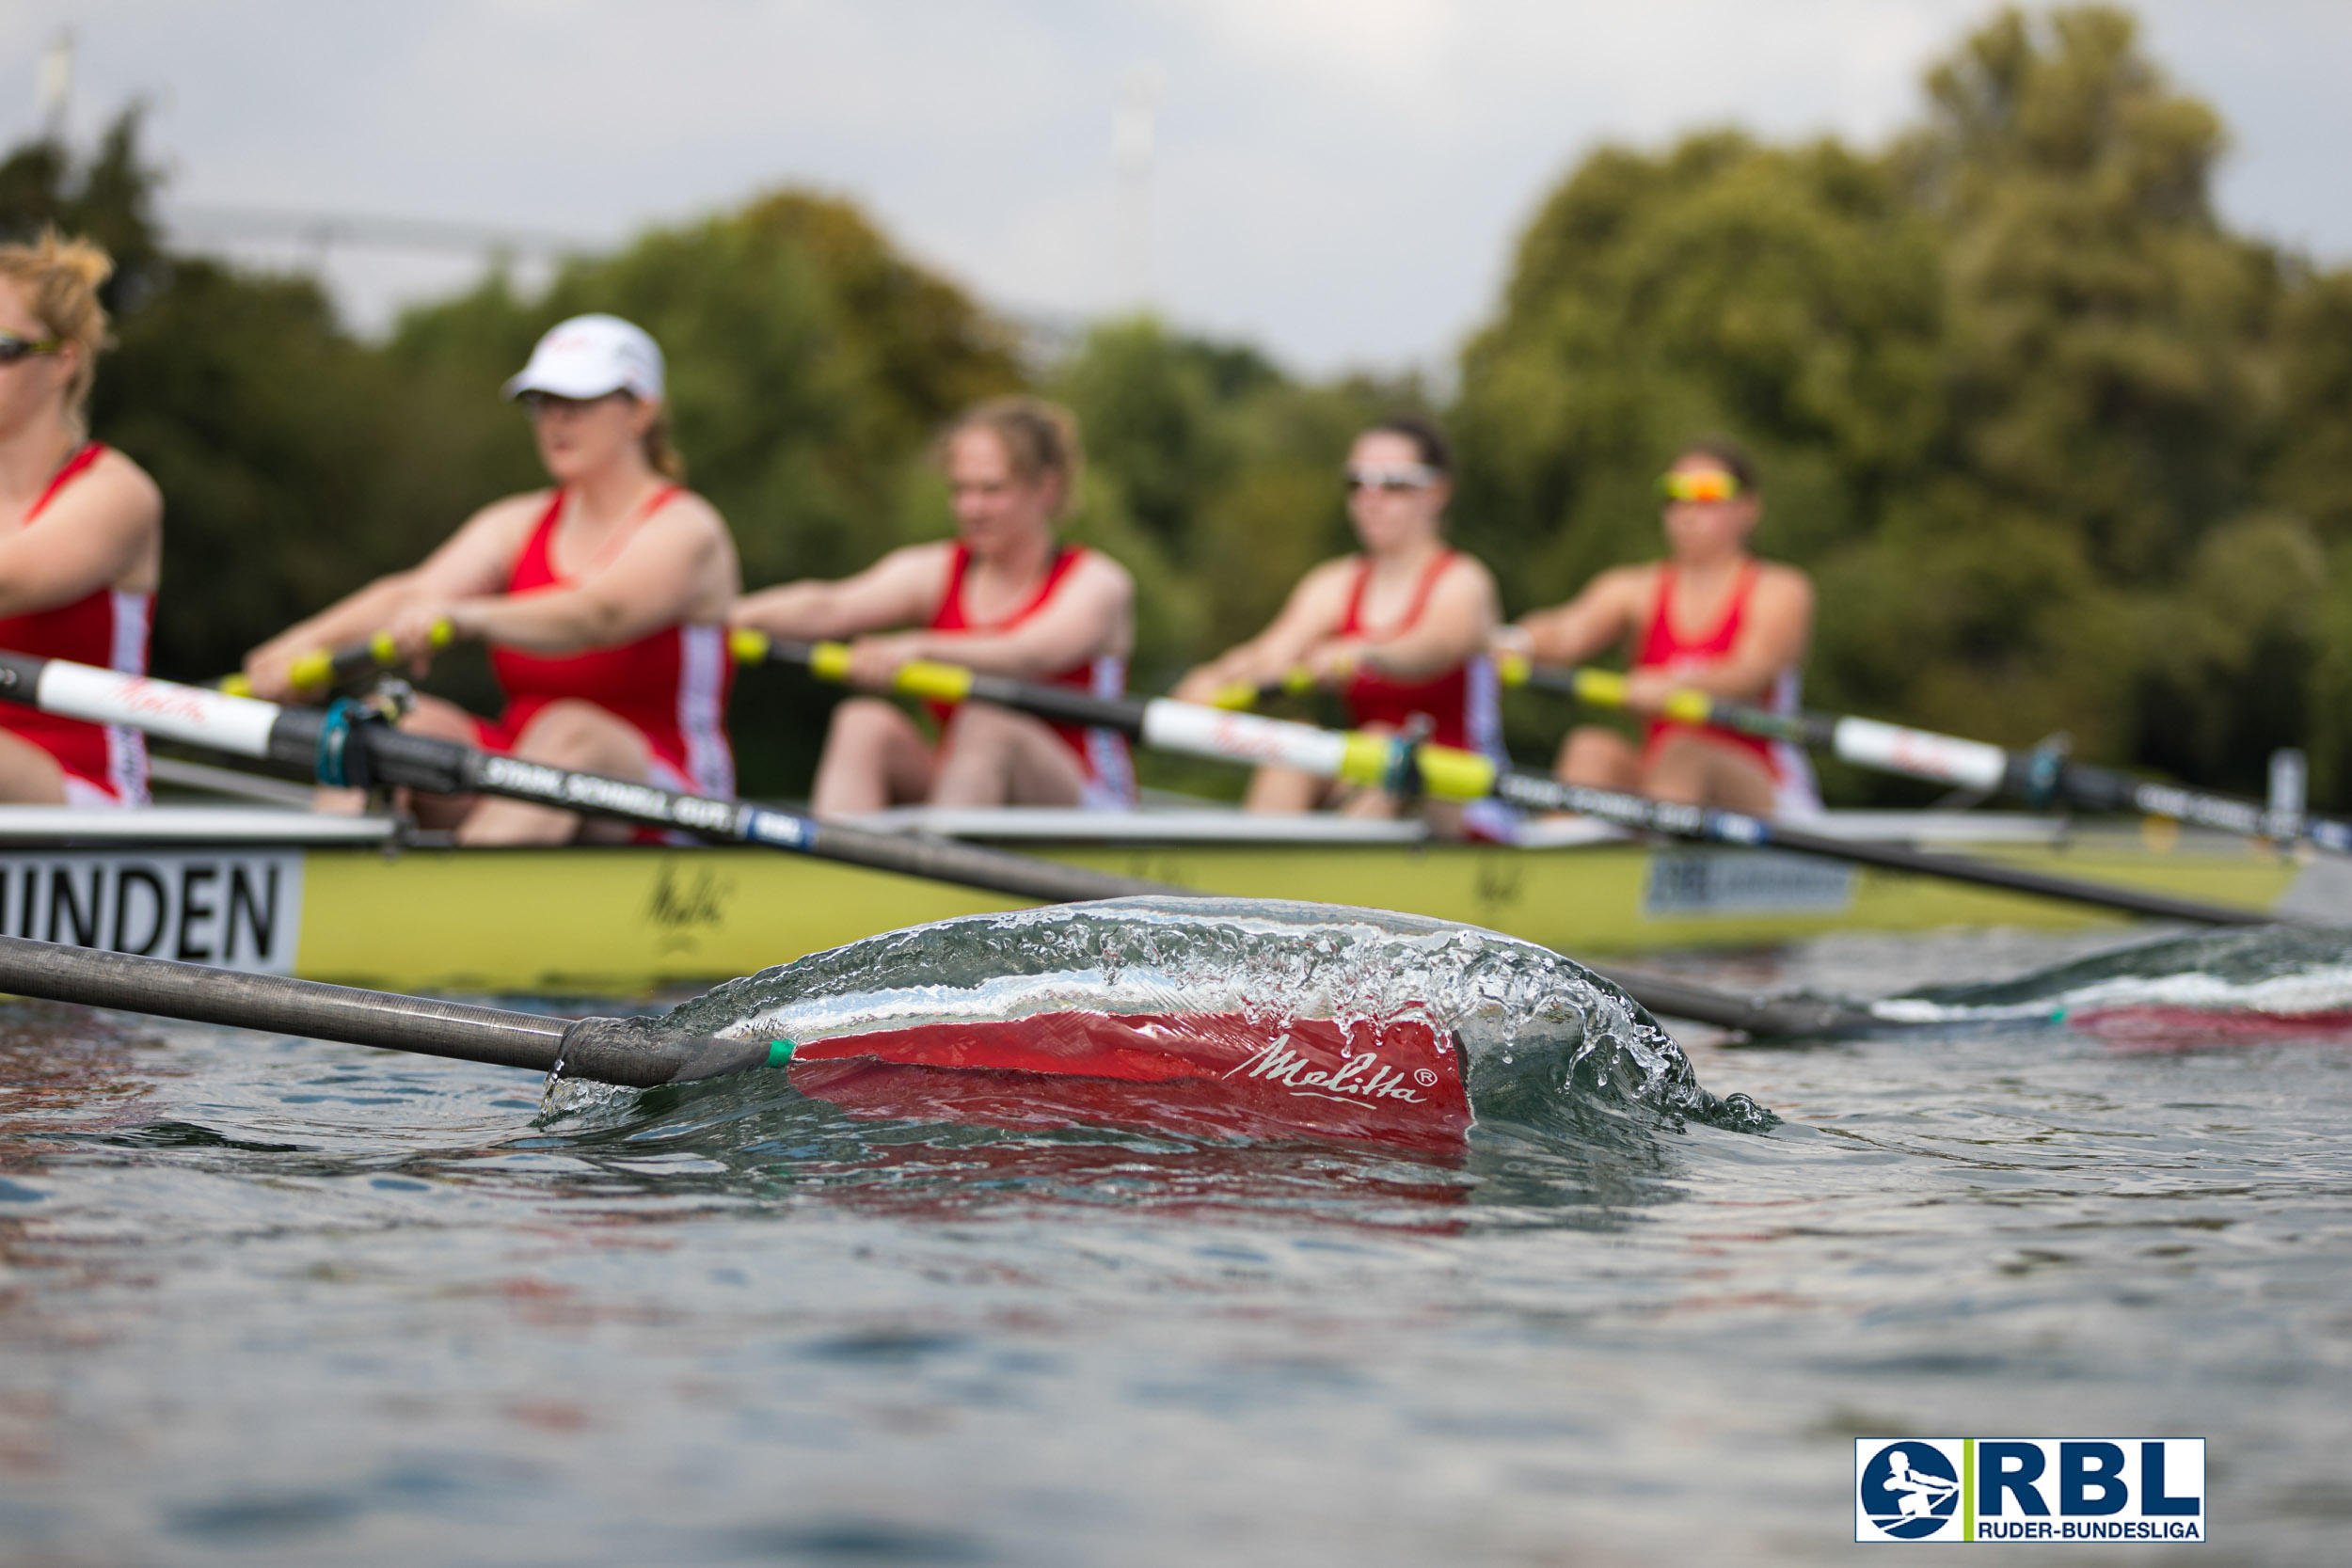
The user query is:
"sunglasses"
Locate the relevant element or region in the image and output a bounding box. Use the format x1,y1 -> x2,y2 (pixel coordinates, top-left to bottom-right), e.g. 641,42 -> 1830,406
1658,467 -> 1741,503
0,333 -> 64,366
1346,464 -> 1439,493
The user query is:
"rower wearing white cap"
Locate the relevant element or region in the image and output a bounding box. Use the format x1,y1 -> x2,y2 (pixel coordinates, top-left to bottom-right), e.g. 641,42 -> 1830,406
242,313 -> 741,844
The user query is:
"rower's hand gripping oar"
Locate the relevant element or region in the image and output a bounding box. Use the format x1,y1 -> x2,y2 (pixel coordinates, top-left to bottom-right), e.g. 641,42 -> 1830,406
219,619 -> 457,701
0,651 -> 1174,906
1499,653 -> 2352,855
735,631 -> 2282,927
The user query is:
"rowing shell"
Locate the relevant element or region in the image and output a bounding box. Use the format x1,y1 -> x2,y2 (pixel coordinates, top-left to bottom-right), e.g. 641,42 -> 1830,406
0,804 -> 2315,992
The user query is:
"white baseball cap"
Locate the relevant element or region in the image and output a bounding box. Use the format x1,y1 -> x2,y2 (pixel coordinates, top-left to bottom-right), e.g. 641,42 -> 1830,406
502,313 -> 665,403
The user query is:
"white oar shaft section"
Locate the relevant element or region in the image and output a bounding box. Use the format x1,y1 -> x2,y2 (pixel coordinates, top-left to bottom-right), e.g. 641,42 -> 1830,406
1828,718 -> 2010,792
35,661 -> 280,756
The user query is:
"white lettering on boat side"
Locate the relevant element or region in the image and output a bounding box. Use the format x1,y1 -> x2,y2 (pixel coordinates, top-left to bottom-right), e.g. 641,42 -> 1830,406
0,849 -> 303,974
1223,1038 -> 1426,1104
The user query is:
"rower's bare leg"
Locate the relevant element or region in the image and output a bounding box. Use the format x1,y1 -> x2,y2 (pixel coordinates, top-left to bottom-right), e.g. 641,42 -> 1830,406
812,698 -> 935,816
1558,725 -> 1641,790
930,704 -> 1086,807
1641,733 -> 1778,814
0,731 -> 68,804
1244,766 -> 1333,813
457,700 -> 652,846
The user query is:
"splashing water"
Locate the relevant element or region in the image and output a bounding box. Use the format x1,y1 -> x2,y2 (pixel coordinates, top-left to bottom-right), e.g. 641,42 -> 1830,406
581,896 -> 1774,1148
1872,924 -> 2352,1048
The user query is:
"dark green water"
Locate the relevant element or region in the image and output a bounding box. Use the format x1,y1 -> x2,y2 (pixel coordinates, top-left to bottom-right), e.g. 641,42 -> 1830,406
1,919 -> 2348,1565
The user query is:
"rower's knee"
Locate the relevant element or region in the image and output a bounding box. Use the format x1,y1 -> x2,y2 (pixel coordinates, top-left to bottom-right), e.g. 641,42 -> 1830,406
512,699 -> 645,775
1559,725 -> 1635,787
825,697 -> 909,755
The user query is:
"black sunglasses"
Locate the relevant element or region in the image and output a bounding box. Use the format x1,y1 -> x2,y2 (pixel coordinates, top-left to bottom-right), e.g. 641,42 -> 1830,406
0,332 -> 64,365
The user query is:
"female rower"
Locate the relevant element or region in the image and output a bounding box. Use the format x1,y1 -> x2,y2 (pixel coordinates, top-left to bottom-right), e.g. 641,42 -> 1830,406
0,232 -> 163,806
1173,416 -> 1502,826
1500,440 -> 1818,815
729,397 -> 1135,815
241,313 -> 740,844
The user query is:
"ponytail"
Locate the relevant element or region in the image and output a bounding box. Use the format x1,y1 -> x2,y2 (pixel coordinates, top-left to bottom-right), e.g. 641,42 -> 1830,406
0,230 -> 114,442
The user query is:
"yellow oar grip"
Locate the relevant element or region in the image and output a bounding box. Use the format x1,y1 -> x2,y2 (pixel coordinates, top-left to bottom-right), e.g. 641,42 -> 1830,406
1209,681 -> 1260,711
1571,669 -> 1629,708
728,626 -> 772,665
1279,665 -> 1319,696
808,641 -> 854,684
219,673 -> 254,697
1660,689 -> 1715,724
1495,650 -> 1532,688
287,649 -> 336,692
368,631 -> 399,666
894,659 -> 975,704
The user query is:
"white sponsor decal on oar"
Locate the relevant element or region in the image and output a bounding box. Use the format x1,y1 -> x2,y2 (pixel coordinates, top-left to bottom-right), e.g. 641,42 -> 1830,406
1140,700 -> 1350,775
38,663 -> 280,755
1830,718 -> 2009,791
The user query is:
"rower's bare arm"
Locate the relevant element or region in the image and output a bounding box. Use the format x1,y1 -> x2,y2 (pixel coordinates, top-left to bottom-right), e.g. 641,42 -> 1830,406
1351,558 -> 1499,679
729,544 -> 948,641
913,553 -> 1135,677
1510,568 -> 1647,667
248,495 -> 537,679
1171,561 -> 1352,703
0,451 -> 161,619
452,497 -> 741,654
1661,565 -> 1814,699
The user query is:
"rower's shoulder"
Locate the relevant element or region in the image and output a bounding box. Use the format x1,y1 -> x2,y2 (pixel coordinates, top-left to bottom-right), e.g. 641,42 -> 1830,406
1750,559 -> 1815,603
1066,543 -> 1135,591
64,446 -> 162,521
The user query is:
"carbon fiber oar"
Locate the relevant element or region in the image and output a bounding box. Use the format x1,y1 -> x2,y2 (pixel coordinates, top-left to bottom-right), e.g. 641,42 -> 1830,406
1501,655 -> 2352,854
0,931 -> 775,1086
0,652 -> 1173,906
737,632 -> 2283,927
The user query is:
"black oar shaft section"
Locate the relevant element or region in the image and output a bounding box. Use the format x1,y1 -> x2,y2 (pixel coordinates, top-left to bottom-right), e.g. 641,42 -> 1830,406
0,933 -> 768,1086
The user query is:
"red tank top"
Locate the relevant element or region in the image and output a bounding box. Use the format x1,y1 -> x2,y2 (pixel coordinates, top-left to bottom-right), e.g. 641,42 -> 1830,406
0,443 -> 151,804
924,543 -> 1133,806
480,487 -> 734,796
1634,561 -> 1781,776
1337,549 -> 1501,756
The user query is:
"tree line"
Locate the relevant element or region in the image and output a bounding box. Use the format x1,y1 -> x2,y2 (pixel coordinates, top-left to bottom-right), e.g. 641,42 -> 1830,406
4,5 -> 2347,806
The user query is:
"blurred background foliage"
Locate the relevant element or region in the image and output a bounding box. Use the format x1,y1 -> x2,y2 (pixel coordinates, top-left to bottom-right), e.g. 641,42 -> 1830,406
4,5 -> 2350,805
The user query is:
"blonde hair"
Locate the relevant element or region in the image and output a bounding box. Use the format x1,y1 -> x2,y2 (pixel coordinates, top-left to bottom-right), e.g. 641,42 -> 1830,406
936,396 -> 1084,519
0,230 -> 113,441
641,405 -> 686,482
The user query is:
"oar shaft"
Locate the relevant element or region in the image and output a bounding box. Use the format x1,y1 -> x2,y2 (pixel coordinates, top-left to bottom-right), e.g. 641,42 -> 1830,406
0,933 -> 770,1086
745,636 -> 2278,926
0,653 -> 1172,906
1512,657 -> 2352,853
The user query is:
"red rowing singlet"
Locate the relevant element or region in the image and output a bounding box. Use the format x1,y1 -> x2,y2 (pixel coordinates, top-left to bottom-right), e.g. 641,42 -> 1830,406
0,443 -> 151,806
478,488 -> 734,797
1338,549 -> 1502,758
1634,562 -> 1818,812
924,543 -> 1134,809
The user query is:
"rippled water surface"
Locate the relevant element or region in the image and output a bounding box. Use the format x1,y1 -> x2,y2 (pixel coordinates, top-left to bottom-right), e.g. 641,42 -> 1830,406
3,908 -> 2350,1565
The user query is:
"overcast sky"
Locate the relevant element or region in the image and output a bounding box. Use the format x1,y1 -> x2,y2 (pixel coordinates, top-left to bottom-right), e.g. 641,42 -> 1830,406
4,1 -> 2348,377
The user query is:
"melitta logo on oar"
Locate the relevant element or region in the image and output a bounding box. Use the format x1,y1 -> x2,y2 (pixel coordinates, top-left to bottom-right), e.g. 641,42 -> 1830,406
1854,1438 -> 2204,1544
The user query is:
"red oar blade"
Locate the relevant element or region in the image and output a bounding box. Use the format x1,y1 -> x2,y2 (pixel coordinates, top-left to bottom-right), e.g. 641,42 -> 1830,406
785,1009 -> 1471,1152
